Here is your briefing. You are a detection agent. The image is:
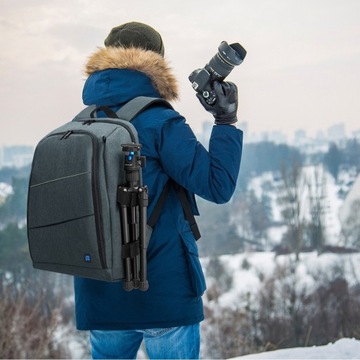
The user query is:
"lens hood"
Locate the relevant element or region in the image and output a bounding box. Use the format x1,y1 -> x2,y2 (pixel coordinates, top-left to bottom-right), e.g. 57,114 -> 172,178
218,41 -> 247,66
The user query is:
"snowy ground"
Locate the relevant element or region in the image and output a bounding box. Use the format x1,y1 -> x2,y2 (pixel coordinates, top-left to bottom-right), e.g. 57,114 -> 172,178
202,251 -> 360,310
233,338 -> 360,359
201,251 -> 360,359
247,167 -> 348,248
0,182 -> 12,199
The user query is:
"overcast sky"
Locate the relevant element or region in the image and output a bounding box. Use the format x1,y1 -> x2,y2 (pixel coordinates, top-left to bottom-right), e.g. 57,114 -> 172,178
1,0 -> 360,146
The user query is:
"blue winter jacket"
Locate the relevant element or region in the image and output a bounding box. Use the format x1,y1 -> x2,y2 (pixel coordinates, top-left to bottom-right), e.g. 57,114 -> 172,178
74,47 -> 243,330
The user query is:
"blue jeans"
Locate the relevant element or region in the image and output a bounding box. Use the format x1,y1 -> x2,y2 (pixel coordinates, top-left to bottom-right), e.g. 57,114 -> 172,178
90,324 -> 200,359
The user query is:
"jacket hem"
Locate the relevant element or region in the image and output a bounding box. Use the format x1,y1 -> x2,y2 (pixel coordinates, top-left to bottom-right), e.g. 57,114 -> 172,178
76,314 -> 204,331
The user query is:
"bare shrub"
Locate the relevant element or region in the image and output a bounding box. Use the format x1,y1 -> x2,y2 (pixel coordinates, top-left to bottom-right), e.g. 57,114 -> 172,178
0,272 -> 75,359
202,258 -> 360,358
202,303 -> 255,359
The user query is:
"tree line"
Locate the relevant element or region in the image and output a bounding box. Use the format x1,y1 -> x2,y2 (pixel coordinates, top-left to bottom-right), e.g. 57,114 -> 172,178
198,138 -> 360,257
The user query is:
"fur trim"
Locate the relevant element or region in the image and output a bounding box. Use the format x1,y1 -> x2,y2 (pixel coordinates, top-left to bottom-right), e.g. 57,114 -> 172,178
84,47 -> 179,101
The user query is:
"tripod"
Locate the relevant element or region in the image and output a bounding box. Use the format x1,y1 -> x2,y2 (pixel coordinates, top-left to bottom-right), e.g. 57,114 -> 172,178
117,144 -> 149,291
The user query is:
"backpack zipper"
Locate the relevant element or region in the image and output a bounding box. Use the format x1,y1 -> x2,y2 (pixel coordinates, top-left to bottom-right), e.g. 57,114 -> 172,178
57,130 -> 107,269
80,119 -> 137,143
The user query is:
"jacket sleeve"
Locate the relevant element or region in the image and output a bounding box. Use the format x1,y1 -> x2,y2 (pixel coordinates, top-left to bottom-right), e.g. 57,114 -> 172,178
157,113 -> 243,204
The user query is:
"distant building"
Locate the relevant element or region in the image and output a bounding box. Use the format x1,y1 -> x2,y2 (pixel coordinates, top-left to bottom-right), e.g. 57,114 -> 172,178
327,123 -> 346,142
238,121 -> 248,136
316,130 -> 325,141
247,132 -> 263,143
352,130 -> 360,140
0,145 -> 34,169
268,131 -> 287,144
195,120 -> 213,148
247,130 -> 287,144
294,129 -> 307,143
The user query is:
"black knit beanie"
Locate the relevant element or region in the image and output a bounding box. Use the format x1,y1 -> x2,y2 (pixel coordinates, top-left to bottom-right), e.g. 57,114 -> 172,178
104,21 -> 165,56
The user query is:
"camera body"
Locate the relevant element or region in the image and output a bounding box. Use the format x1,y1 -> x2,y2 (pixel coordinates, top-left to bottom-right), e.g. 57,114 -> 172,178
189,41 -> 247,104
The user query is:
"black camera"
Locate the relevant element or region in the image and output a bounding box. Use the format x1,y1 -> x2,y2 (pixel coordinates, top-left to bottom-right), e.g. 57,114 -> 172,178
189,41 -> 247,104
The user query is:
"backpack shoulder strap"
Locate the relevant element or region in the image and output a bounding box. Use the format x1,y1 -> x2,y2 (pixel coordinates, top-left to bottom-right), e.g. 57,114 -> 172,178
115,96 -> 173,122
72,97 -> 173,122
148,179 -> 201,241
172,182 -> 201,241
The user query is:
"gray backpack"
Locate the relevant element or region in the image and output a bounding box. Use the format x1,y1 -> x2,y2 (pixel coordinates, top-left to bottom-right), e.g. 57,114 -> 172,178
27,97 -> 177,291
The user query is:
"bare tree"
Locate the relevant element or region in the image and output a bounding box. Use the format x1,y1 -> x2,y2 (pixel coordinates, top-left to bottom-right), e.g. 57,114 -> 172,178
307,165 -> 327,253
278,159 -> 307,260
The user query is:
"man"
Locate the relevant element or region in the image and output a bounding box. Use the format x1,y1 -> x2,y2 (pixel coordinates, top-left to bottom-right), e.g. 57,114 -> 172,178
74,21 -> 243,359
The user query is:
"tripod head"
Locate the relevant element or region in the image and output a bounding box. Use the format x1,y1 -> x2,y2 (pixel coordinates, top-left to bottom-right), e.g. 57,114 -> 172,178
122,143 -> 146,187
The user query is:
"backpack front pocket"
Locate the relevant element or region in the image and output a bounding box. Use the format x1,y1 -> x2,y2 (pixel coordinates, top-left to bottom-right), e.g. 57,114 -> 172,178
28,131 -> 107,272
180,230 -> 206,297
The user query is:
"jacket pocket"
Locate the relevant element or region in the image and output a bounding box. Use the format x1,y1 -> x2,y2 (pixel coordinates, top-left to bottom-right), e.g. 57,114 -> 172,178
180,230 -> 206,297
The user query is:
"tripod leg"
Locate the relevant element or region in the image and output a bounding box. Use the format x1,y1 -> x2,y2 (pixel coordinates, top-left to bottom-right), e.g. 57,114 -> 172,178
129,206 -> 140,289
138,187 -> 149,291
119,204 -> 134,291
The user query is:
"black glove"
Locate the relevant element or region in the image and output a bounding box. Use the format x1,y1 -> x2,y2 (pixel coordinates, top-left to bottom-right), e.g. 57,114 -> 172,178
196,81 -> 238,125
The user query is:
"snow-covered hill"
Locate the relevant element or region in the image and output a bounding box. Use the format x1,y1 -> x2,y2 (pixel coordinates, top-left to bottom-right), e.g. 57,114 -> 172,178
234,338 -> 360,359
202,251 -> 360,309
246,166 -> 350,249
200,251 -> 360,358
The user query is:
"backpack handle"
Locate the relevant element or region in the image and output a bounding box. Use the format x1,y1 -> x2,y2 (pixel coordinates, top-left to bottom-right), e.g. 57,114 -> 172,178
73,105 -> 118,120
89,106 -> 119,119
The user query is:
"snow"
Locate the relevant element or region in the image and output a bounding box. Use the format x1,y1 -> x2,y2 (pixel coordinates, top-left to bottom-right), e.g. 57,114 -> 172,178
203,251 -> 360,310
202,251 -> 360,358
200,168 -> 360,359
233,338 -> 360,359
339,175 -> 360,225
0,182 -> 12,199
245,167 -> 357,248
324,170 -> 345,244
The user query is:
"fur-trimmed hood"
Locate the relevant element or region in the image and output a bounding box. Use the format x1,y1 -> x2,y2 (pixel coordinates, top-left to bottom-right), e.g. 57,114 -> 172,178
84,46 -> 179,101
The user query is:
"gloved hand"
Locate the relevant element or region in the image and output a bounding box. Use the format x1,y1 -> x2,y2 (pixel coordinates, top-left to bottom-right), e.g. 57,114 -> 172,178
196,81 -> 238,125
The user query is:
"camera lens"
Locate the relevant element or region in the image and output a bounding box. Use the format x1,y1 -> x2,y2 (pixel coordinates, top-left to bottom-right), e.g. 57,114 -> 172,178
218,41 -> 246,67
206,41 -> 247,81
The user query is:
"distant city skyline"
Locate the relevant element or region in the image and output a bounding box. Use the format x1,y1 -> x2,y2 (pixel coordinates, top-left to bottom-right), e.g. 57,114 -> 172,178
1,0 -> 360,146
1,120 -> 359,170
0,145 -> 34,169
245,121 -> 357,144
196,119 -> 359,147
